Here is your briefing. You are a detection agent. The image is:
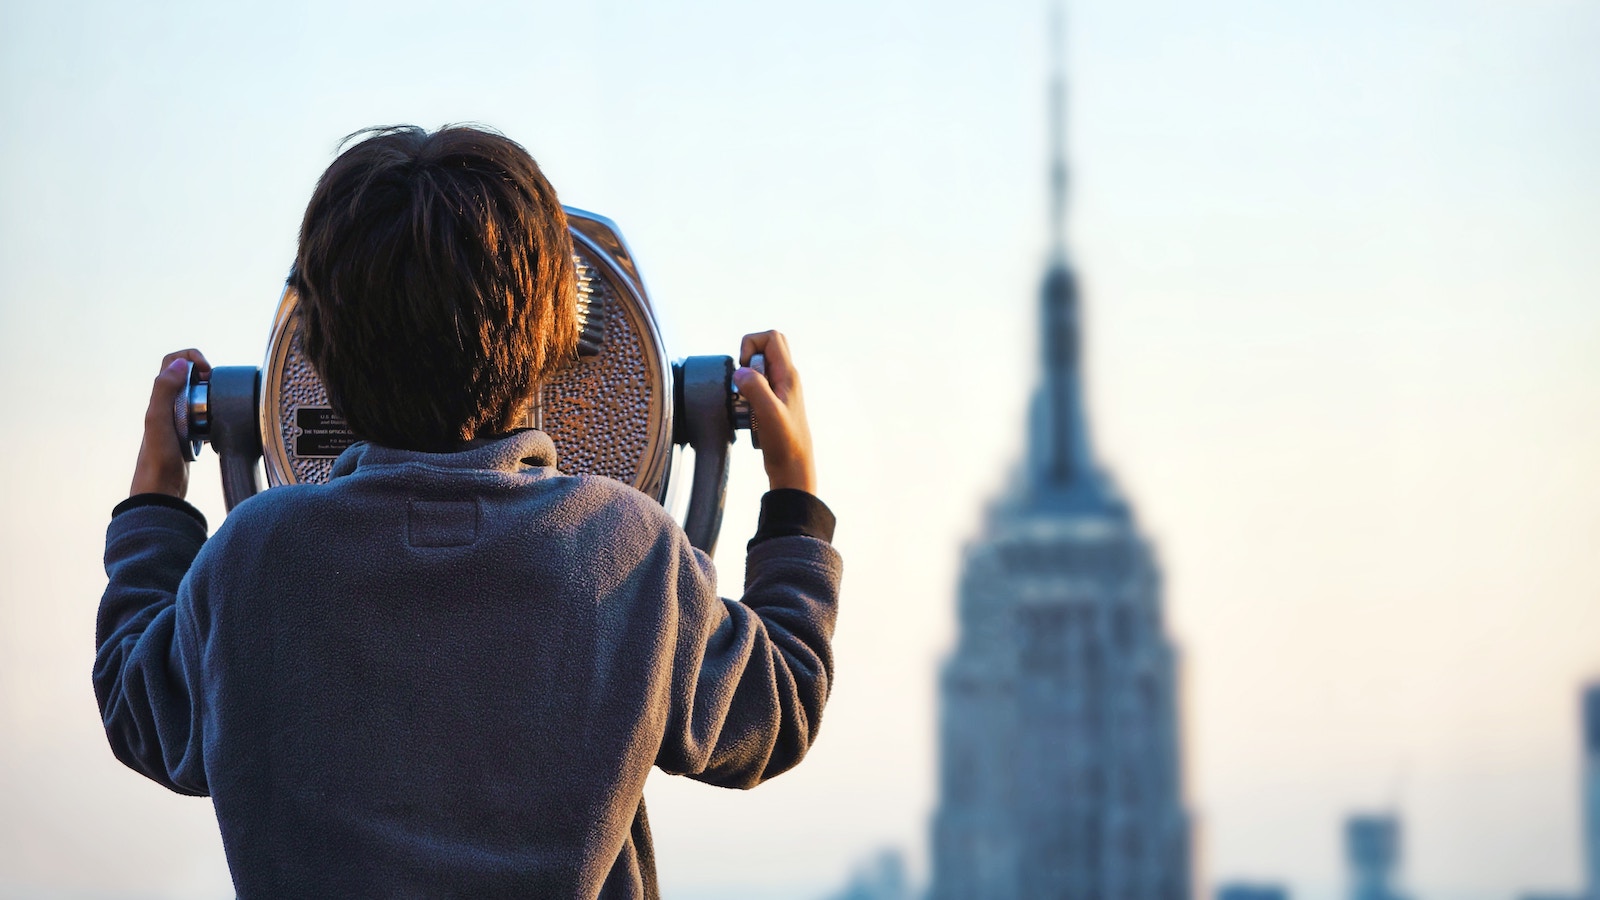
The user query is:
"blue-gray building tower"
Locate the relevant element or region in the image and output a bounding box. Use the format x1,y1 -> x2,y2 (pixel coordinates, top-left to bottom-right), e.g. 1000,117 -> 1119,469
1583,685 -> 1600,900
1346,815 -> 1404,900
929,9 -> 1190,899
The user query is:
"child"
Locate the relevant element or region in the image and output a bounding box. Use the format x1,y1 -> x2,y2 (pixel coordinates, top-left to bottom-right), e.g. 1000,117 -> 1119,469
95,125 -> 841,899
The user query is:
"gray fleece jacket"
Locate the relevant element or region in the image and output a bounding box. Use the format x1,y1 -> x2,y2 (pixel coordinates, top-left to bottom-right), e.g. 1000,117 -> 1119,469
94,429 -> 841,899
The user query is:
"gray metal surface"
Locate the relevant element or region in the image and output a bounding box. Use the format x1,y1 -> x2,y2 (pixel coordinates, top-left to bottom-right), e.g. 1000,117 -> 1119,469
207,366 -> 263,511
675,355 -> 734,556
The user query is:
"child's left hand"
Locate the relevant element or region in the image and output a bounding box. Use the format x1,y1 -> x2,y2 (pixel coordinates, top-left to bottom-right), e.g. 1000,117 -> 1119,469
130,349 -> 211,499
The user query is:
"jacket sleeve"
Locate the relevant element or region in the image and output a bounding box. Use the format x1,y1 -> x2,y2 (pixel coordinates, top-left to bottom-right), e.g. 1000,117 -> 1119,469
93,501 -> 211,796
654,531 -> 843,789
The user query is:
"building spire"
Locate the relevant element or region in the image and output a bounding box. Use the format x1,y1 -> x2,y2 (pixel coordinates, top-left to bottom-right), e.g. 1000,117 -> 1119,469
1028,0 -> 1101,501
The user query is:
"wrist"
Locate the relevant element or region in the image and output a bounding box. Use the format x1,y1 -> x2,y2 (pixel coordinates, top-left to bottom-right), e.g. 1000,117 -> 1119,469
130,461 -> 187,499
129,482 -> 185,499
766,467 -> 816,494
131,428 -> 189,498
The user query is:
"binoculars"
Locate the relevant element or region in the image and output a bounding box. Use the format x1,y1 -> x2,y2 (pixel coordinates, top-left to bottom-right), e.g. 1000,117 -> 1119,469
172,208 -> 759,555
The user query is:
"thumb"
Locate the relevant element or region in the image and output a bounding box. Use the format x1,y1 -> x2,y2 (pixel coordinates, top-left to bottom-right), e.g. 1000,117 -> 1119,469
147,359 -> 190,418
733,366 -> 785,422
157,357 -> 189,387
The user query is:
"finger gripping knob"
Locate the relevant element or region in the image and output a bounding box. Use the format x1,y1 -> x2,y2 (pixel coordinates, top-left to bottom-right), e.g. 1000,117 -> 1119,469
732,354 -> 765,449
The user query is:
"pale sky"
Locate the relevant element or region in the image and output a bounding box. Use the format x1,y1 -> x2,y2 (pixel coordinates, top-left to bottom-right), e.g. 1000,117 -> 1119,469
1,1 -> 1597,898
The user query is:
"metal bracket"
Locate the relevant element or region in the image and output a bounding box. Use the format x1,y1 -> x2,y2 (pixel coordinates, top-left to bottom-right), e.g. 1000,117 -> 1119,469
674,355 -> 735,556
209,366 -> 264,511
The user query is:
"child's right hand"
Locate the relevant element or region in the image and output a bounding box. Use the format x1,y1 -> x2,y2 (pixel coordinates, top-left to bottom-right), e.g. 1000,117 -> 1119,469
130,349 -> 211,499
731,330 -> 817,495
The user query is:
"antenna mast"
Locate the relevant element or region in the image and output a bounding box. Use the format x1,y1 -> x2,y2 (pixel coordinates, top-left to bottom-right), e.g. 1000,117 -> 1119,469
1048,1 -> 1068,262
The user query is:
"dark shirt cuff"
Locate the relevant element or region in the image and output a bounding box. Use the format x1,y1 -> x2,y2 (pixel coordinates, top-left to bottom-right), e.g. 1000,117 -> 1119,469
748,489 -> 836,550
112,494 -> 208,531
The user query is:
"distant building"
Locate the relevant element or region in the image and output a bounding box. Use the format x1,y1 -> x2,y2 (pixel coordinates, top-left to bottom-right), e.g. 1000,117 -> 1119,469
1585,685 -> 1600,900
927,9 -> 1190,900
824,849 -> 913,900
1346,815 -> 1403,900
1217,883 -> 1289,900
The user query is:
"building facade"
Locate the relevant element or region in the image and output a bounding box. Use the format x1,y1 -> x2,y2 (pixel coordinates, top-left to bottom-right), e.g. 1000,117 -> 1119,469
1584,685 -> 1600,900
1345,815 -> 1403,900
1217,884 -> 1290,900
928,17 -> 1190,899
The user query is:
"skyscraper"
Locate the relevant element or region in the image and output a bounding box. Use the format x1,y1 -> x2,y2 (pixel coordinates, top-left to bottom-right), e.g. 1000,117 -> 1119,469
928,9 -> 1190,899
1345,815 -> 1403,900
1583,685 -> 1600,900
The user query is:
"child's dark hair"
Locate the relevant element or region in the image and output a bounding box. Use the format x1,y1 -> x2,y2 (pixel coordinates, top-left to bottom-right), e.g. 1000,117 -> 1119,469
294,124 -> 577,452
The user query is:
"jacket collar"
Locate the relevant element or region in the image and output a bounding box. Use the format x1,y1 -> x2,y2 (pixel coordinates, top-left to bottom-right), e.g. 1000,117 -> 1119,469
328,429 -> 558,479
